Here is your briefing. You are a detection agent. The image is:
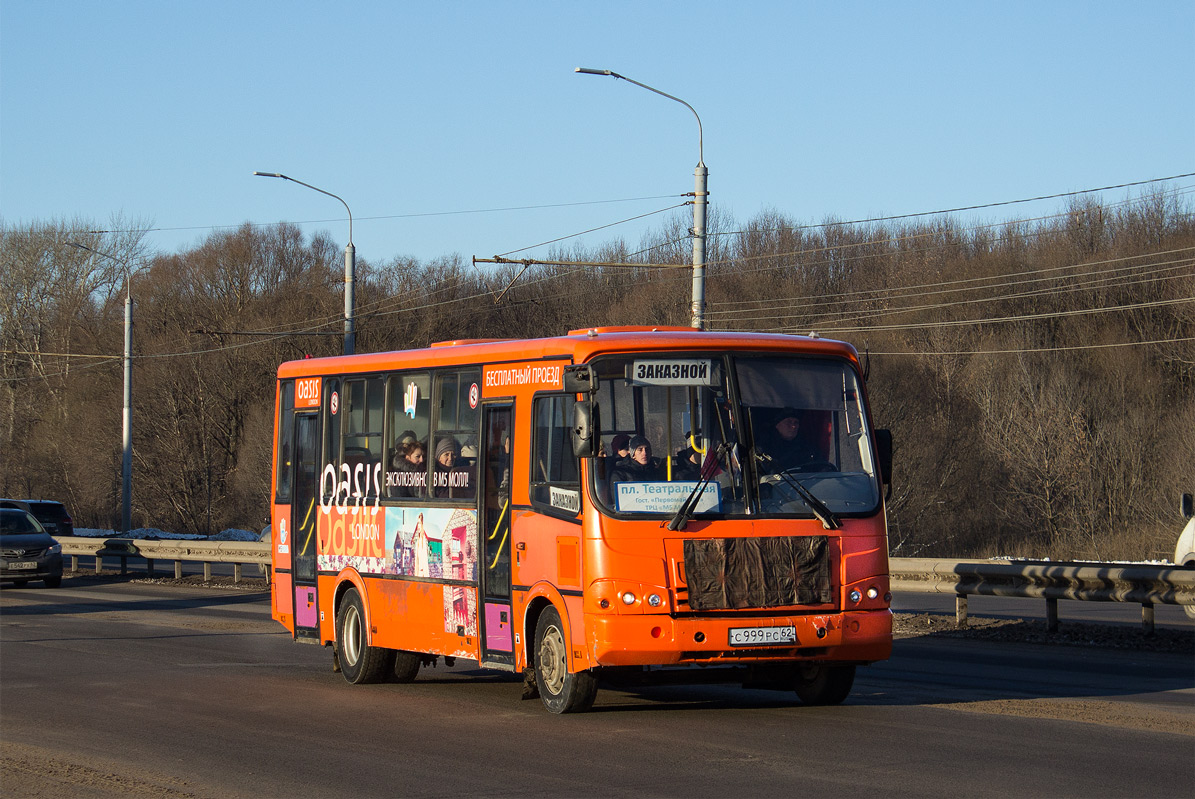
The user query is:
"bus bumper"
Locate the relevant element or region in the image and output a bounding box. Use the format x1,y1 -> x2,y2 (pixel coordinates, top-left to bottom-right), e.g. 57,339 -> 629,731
585,608 -> 892,667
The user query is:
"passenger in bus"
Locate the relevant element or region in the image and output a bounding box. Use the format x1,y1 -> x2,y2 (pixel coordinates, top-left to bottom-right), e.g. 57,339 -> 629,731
757,408 -> 817,472
434,436 -> 475,499
596,432 -> 632,492
391,440 -> 428,497
435,436 -> 459,466
673,443 -> 702,481
609,433 -> 631,464
608,435 -> 666,483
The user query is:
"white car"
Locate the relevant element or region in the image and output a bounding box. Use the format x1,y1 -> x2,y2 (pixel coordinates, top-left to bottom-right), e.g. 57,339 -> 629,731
1176,493 -> 1194,619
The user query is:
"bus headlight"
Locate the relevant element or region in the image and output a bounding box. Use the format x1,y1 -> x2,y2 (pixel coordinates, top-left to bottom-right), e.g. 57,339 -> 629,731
620,591 -> 637,606
646,594 -> 662,607
866,586 -> 880,600
848,589 -> 862,604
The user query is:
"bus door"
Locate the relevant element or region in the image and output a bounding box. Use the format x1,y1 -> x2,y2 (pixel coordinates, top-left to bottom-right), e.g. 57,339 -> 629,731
479,404 -> 514,667
291,411 -> 321,642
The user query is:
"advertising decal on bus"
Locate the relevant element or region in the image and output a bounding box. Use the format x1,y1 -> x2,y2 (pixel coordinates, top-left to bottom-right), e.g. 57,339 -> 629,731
484,364 -> 563,391
296,377 -> 321,408
315,503 -> 480,637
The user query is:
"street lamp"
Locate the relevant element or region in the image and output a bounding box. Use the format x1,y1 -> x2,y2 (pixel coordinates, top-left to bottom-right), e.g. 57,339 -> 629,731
253,171 -> 357,355
575,67 -> 708,330
67,241 -> 139,535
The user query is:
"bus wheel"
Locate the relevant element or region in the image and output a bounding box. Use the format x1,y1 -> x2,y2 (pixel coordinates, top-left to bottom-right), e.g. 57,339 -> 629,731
392,651 -> 421,683
335,588 -> 394,684
534,606 -> 597,714
794,664 -> 855,706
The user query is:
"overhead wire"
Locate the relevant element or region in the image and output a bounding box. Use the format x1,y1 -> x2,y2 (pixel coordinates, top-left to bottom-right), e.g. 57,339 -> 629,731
767,296 -> 1195,335
702,184 -> 1195,285
713,250 -> 1195,327
870,335 -> 1195,357
626,172 -> 1195,258
706,241 -> 1195,314
9,175 -> 1193,381
86,193 -> 688,239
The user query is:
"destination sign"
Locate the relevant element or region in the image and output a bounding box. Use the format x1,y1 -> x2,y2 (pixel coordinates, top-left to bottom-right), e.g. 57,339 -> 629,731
629,359 -> 716,387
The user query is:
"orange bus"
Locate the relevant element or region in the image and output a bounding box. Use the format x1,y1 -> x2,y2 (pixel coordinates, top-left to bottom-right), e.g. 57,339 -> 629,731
269,326 -> 893,712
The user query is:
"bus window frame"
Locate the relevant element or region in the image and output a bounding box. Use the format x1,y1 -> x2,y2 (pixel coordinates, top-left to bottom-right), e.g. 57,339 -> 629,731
586,351 -> 884,522
429,368 -> 482,503
385,370 -> 432,501
274,379 -> 295,505
528,390 -> 583,523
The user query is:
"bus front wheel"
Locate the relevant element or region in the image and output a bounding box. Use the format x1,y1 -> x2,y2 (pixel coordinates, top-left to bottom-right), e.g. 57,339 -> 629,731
794,664 -> 855,706
335,588 -> 395,684
533,606 -> 597,714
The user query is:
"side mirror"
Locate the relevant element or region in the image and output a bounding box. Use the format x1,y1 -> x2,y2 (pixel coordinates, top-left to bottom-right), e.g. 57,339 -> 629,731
571,399 -> 600,458
874,429 -> 893,488
1182,493 -> 1194,520
563,364 -> 598,394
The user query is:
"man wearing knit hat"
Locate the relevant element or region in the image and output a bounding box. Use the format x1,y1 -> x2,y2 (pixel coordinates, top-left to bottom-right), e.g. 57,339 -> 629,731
609,435 -> 666,484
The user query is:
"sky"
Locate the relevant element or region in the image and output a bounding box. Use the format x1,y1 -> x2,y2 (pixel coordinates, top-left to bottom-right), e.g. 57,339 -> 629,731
2,1 -> 1192,268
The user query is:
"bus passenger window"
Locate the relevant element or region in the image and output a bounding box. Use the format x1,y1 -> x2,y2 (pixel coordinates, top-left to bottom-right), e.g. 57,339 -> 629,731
530,395 -> 580,516
386,373 -> 431,499
275,380 -> 295,503
431,369 -> 481,501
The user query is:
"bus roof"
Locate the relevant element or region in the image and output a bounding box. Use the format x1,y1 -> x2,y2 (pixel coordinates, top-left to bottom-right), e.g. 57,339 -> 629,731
276,327 -> 861,379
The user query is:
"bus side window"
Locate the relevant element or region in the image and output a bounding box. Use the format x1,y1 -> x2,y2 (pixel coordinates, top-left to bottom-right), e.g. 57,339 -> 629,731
530,395 -> 580,517
323,378 -> 341,502
275,380 -> 295,504
387,372 -> 432,499
431,370 -> 480,500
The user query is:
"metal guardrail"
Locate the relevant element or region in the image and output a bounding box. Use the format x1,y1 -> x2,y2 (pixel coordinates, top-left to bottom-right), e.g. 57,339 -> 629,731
57,540 -> 1193,632
60,537 -> 269,584
890,557 -> 1195,633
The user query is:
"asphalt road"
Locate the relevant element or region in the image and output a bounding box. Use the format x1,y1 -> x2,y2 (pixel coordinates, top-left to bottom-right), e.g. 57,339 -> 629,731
2,579 -> 1192,798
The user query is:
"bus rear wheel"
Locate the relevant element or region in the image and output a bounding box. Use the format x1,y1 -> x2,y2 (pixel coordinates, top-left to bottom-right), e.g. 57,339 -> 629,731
335,588 -> 394,684
534,606 -> 597,714
794,664 -> 855,706
392,651 -> 421,683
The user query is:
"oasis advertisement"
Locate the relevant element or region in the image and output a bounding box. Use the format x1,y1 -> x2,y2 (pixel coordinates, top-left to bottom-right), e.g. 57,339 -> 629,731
316,505 -> 478,636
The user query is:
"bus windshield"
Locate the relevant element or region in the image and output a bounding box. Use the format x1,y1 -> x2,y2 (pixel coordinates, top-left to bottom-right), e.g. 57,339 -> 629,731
589,353 -> 881,520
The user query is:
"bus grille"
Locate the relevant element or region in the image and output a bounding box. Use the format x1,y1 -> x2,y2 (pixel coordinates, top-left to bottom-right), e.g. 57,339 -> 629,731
682,535 -> 831,610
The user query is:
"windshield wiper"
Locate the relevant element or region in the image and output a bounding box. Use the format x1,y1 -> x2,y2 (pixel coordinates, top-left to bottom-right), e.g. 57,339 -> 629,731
666,443 -> 731,532
754,452 -> 841,530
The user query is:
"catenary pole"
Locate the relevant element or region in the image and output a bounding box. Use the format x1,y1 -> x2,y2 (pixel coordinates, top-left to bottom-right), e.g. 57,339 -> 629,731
67,242 -> 137,535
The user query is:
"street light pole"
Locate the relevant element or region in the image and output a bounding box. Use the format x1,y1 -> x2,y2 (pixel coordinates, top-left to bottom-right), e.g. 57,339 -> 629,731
575,67 -> 708,330
254,172 -> 356,354
67,242 -> 136,535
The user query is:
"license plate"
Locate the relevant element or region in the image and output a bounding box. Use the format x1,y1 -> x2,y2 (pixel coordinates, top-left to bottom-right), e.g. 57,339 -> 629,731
3,561 -> 37,570
728,625 -> 797,647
